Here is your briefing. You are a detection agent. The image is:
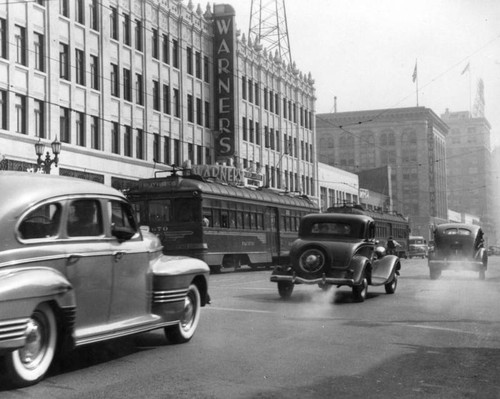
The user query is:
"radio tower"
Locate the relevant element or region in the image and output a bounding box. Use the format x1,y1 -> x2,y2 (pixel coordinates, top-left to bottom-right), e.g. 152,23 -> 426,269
248,0 -> 292,64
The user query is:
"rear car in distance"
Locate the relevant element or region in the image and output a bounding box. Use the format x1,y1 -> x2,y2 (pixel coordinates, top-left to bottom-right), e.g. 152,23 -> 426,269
408,235 -> 428,258
427,223 -> 487,280
0,172 -> 210,387
271,213 -> 401,302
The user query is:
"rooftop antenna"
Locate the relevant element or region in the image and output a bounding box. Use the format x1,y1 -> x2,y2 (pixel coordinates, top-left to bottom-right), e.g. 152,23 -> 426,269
248,0 -> 292,64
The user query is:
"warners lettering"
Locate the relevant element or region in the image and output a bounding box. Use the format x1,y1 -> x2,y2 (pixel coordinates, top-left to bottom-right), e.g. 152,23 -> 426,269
213,9 -> 236,159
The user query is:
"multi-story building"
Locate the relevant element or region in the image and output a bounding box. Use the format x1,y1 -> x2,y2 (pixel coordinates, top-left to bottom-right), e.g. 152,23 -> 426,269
317,162 -> 359,212
316,107 -> 449,240
440,109 -> 494,241
0,1 -> 316,195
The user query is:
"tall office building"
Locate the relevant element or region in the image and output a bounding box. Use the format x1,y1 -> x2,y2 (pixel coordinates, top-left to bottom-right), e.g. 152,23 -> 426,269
0,1 -> 316,195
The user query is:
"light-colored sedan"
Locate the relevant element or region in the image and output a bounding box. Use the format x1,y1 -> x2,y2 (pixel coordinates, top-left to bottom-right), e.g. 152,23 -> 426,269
0,172 -> 210,387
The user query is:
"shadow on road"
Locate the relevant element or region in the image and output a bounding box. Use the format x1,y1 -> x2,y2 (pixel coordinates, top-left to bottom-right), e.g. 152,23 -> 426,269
255,344 -> 500,398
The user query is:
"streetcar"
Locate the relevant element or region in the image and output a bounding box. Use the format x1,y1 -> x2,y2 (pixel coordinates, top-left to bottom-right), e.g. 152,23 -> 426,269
326,203 -> 410,258
127,165 -> 319,273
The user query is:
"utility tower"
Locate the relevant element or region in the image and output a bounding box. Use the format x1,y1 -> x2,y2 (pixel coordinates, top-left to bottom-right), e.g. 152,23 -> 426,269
248,0 -> 292,64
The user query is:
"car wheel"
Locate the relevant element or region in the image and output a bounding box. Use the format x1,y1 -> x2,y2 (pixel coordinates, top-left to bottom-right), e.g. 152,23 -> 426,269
3,303 -> 57,387
429,268 -> 441,280
385,274 -> 398,294
165,284 -> 201,344
352,276 -> 368,302
294,247 -> 329,278
277,281 -> 294,299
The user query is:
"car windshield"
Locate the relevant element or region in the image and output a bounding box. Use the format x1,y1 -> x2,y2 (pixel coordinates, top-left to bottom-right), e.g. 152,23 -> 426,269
444,228 -> 471,236
311,222 -> 352,236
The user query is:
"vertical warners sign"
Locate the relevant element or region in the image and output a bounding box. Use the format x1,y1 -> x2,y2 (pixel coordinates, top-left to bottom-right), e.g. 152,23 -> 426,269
213,5 -> 236,158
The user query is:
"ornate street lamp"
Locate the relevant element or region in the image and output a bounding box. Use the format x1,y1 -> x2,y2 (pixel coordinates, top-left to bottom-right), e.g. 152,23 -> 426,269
35,137 -> 61,174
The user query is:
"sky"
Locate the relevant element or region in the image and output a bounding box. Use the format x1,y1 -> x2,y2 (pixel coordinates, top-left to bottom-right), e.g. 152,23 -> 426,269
221,0 -> 500,147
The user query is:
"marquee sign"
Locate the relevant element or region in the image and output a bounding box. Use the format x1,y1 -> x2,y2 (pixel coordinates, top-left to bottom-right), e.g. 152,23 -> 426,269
213,4 -> 237,159
191,165 -> 263,188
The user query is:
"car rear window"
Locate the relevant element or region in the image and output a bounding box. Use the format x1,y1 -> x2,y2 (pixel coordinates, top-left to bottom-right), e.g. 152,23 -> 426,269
443,228 -> 471,236
311,222 -> 353,236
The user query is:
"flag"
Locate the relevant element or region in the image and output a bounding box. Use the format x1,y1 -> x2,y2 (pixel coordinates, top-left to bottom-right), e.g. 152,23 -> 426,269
412,62 -> 417,83
461,62 -> 470,75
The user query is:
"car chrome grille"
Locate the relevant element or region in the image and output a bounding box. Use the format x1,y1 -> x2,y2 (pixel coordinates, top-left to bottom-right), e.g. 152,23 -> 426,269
0,318 -> 29,341
152,288 -> 188,304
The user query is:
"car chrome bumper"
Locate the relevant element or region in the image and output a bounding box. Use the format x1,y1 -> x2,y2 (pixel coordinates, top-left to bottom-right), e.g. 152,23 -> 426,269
428,260 -> 484,269
270,273 -> 355,286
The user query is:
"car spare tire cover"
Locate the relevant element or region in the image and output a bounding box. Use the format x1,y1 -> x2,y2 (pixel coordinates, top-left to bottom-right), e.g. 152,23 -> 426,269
293,247 -> 330,278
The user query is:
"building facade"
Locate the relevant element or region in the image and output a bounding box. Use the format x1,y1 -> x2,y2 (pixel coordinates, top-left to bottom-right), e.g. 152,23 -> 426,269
317,162 -> 359,212
0,1 -> 316,195
316,107 -> 449,240
440,109 -> 494,241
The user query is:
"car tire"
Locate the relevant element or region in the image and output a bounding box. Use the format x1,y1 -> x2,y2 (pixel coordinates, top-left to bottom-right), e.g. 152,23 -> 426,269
384,274 -> 398,294
3,303 -> 57,388
429,268 -> 441,280
277,281 -> 294,299
164,284 -> 201,344
352,276 -> 368,302
293,247 -> 329,278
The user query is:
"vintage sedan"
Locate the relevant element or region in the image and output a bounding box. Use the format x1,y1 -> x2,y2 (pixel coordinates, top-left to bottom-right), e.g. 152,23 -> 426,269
270,213 -> 401,302
0,172 -> 210,387
428,223 -> 487,280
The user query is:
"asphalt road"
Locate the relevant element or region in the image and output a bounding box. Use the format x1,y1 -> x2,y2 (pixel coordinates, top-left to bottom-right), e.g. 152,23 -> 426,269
1,257 -> 499,398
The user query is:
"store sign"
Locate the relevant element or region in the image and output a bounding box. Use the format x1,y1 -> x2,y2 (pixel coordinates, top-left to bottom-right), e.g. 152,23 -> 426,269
213,5 -> 236,159
191,165 -> 263,188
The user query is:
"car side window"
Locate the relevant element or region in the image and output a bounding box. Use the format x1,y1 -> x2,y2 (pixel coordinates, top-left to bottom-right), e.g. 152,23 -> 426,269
19,203 -> 62,239
67,199 -> 103,237
110,201 -> 138,232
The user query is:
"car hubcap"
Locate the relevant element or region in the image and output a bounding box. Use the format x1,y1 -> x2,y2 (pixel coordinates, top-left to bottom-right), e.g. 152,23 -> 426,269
180,294 -> 195,330
19,316 -> 46,369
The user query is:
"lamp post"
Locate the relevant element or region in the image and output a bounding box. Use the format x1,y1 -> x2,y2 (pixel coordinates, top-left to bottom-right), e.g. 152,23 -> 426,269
35,137 -> 61,174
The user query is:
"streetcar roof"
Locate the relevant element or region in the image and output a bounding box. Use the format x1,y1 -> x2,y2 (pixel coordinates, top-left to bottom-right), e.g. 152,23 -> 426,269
128,175 -> 318,210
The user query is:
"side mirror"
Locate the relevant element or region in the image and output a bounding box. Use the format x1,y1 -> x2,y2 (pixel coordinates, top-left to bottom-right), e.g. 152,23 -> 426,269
112,226 -> 136,242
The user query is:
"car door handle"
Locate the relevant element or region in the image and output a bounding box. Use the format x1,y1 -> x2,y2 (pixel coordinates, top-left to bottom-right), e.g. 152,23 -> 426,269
114,251 -> 126,261
67,254 -> 83,265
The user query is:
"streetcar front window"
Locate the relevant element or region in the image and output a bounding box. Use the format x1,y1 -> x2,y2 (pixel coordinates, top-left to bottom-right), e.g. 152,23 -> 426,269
148,199 -> 172,224
174,198 -> 200,223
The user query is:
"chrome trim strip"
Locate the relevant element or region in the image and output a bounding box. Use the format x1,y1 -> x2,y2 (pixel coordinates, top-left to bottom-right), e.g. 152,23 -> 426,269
270,274 -> 355,285
0,318 -> 29,341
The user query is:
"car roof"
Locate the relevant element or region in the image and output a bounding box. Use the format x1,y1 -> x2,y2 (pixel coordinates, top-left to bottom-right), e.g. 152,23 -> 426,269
302,213 -> 374,224
0,172 -> 124,218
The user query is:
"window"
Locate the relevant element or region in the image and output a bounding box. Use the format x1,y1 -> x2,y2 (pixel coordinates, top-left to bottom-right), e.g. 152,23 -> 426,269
60,0 -> 69,17
68,200 -> 103,237
15,25 -> 26,66
89,0 -> 99,31
163,84 -> 170,114
242,117 -> 247,141
162,34 -> 169,64
110,7 -> 118,40
164,137 -> 170,165
91,115 -> 100,150
34,33 -> 44,71
34,100 -> 45,138
19,203 -> 61,240
153,80 -> 160,111
75,0 -> 84,24
76,111 -> 85,146
15,94 -> 26,134
248,79 -> 252,103
173,88 -> 180,117
112,121 -> 120,154
90,55 -> 99,90
110,201 -> 137,233
135,73 -> 143,105
60,107 -> 70,143
135,19 -> 142,51
111,63 -> 119,97
124,125 -> 132,156
196,98 -> 202,125
136,128 -> 144,159
152,29 -> 159,59
75,49 -> 85,85
123,68 -> 131,101
187,94 -> 194,122
195,51 -> 201,79
242,77 -> 246,100
172,39 -> 179,68
174,139 -> 180,165
186,47 -> 193,75
153,134 -> 160,161
203,56 -> 209,83
0,18 -> 6,59
0,89 -> 7,130
204,101 -> 210,128
59,43 -> 69,80
254,83 -> 259,106
122,13 -> 130,45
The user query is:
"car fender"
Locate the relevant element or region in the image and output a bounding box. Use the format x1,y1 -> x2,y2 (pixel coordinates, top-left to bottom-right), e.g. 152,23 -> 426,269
0,266 -> 75,320
372,255 -> 400,283
350,255 -> 370,283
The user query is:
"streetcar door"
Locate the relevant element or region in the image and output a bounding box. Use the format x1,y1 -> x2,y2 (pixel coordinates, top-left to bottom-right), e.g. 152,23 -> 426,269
266,207 -> 280,259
